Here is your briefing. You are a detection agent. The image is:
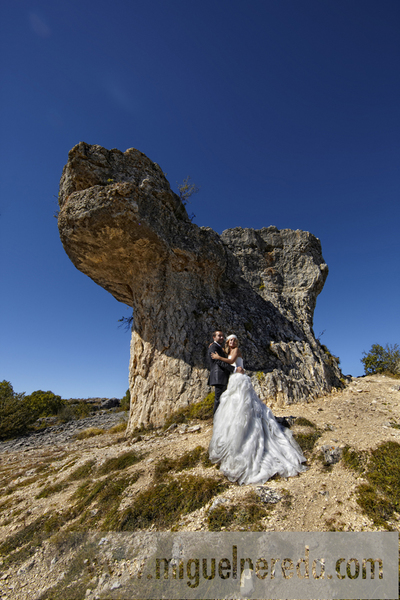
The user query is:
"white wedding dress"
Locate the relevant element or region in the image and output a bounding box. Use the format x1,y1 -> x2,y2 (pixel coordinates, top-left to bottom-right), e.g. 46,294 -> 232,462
208,356 -> 307,485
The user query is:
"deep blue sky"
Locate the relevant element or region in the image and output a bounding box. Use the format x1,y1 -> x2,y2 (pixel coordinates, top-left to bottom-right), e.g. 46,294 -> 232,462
1,0 -> 399,398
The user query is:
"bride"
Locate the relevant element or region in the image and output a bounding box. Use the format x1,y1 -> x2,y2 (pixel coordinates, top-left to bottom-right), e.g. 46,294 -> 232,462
209,334 -> 307,485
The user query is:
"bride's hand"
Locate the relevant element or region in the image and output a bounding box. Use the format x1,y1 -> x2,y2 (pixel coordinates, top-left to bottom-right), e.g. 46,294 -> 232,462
236,366 -> 245,374
211,351 -> 219,360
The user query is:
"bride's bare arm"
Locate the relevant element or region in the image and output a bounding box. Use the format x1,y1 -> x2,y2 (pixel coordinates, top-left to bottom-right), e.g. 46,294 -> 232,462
211,348 -> 240,363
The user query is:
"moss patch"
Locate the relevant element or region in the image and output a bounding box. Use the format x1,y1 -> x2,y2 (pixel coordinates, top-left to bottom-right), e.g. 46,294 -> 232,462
355,441 -> 400,528
208,505 -> 236,531
295,417 -> 316,428
342,446 -> 365,472
293,429 -> 322,454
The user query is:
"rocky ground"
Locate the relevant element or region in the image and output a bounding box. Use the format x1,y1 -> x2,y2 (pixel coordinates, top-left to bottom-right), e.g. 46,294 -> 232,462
0,374 -> 399,599
0,409 -> 127,453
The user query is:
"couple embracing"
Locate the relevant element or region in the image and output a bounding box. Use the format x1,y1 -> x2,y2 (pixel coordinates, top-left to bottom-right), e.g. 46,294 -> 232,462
207,329 -> 307,486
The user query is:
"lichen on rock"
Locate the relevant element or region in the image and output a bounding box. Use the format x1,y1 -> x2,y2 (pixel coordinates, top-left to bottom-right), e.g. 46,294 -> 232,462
58,142 -> 342,435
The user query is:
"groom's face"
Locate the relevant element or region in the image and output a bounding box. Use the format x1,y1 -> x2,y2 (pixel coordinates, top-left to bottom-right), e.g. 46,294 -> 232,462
214,331 -> 224,345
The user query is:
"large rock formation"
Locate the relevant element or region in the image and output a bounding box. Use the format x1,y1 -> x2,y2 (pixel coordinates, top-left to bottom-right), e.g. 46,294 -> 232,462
58,142 -> 342,433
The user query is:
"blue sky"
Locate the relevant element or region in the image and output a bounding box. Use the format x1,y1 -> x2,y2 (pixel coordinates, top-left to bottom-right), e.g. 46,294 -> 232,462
1,0 -> 399,399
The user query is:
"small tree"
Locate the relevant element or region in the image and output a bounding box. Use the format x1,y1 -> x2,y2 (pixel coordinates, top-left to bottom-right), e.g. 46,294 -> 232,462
361,343 -> 400,375
177,176 -> 199,205
177,176 -> 199,222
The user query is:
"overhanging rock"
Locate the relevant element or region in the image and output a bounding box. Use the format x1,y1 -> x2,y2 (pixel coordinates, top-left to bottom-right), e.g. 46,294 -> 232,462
58,142 -> 342,434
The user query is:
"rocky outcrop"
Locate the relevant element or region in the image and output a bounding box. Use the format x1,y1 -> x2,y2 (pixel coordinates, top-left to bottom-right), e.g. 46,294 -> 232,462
58,142 -> 342,434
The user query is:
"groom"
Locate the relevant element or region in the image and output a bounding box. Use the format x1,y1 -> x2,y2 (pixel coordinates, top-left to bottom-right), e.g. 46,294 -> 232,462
207,330 -> 235,416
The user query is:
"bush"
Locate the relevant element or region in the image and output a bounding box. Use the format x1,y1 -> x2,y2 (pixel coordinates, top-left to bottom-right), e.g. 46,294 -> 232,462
24,390 -> 65,417
361,343 -> 400,376
0,381 -> 27,439
0,380 -> 23,408
0,382 -> 64,440
120,389 -> 130,412
57,401 -> 92,422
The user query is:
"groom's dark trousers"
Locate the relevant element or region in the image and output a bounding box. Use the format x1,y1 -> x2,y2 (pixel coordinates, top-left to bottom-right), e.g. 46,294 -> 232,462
207,342 -> 235,415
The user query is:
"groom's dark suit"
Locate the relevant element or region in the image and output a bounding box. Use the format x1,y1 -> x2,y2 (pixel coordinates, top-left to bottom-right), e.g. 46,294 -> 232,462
207,342 -> 235,415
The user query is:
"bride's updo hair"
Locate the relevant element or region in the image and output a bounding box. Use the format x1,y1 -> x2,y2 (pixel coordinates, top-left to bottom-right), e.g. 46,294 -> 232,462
225,334 -> 239,355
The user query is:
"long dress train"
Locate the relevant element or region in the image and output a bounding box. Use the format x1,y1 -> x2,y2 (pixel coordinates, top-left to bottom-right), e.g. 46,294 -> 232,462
208,365 -> 307,485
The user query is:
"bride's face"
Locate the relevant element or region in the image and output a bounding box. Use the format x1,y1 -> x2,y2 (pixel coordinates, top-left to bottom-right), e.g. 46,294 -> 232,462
228,338 -> 238,349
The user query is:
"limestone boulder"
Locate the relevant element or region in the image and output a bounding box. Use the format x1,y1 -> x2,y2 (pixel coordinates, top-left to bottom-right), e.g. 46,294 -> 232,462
58,142 -> 342,434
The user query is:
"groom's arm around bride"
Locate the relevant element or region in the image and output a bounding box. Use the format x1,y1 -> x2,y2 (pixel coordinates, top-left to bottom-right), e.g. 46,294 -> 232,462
207,330 -> 234,416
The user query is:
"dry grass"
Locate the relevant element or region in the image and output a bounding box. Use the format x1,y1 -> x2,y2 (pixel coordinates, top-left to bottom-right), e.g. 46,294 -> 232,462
74,427 -> 105,440
108,422 -> 127,434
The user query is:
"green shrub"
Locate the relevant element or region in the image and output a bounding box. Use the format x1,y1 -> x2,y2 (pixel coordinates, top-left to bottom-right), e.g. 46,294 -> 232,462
0,381 -> 64,440
361,343 -> 400,376
120,389 -> 130,411
188,392 -> 215,420
56,405 -> 75,423
0,381 -> 29,439
24,390 -> 65,417
58,401 -> 92,423
72,401 -> 92,419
